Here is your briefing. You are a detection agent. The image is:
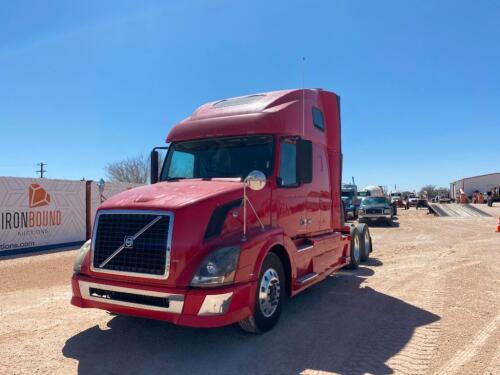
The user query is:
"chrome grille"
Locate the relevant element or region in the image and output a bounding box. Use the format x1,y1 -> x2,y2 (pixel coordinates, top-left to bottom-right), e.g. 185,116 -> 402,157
366,208 -> 383,214
92,211 -> 172,278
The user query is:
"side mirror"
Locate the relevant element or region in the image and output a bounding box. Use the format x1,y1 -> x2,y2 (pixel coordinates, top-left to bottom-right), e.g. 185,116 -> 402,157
297,139 -> 312,184
150,150 -> 159,184
245,170 -> 266,191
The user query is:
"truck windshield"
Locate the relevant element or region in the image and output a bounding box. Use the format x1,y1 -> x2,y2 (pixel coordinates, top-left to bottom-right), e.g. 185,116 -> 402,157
160,135 -> 274,180
362,197 -> 387,205
342,191 -> 352,197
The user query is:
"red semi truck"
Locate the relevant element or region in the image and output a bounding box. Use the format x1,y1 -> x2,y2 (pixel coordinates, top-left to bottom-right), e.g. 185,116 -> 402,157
71,89 -> 372,333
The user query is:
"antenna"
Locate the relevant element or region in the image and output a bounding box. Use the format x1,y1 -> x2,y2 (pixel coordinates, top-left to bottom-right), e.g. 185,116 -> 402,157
302,56 -> 306,136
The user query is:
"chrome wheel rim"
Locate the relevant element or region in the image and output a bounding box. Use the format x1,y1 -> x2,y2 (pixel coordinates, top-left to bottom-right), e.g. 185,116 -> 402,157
259,268 -> 280,318
353,235 -> 360,262
364,231 -> 371,254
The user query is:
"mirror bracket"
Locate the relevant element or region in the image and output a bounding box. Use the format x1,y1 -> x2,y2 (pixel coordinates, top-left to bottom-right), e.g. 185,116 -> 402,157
242,170 -> 266,241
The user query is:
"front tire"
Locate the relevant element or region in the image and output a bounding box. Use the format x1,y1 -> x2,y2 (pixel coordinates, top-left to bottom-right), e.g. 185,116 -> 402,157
238,252 -> 285,333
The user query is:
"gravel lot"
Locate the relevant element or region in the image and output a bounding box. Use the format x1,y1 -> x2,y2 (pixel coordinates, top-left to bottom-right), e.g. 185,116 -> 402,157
1,207 -> 499,375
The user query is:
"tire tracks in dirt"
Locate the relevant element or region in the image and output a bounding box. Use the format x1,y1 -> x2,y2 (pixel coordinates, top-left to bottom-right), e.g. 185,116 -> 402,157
437,314 -> 500,374
339,257 -> 446,374
342,215 -> 493,374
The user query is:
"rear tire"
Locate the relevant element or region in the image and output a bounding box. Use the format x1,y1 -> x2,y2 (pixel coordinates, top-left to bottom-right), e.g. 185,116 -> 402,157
346,227 -> 361,269
357,223 -> 371,261
238,252 -> 285,334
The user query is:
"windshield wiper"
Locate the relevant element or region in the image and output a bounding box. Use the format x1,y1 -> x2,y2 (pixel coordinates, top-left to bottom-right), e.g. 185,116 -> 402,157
164,177 -> 188,181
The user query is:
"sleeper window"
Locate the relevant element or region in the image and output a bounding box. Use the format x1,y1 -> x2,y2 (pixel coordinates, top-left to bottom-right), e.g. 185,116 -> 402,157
312,107 -> 325,131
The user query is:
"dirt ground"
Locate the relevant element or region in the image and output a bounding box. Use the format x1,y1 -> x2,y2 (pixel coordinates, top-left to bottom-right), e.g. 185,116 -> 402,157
1,207 -> 499,375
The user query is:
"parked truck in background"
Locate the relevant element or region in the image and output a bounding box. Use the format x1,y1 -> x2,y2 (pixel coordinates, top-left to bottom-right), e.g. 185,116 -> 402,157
406,193 -> 418,207
390,191 -> 403,207
71,89 -> 372,333
436,193 -> 451,204
341,183 -> 359,220
358,196 -> 394,226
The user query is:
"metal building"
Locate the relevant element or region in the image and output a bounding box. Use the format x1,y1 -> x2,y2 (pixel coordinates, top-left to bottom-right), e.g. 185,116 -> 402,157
450,172 -> 500,199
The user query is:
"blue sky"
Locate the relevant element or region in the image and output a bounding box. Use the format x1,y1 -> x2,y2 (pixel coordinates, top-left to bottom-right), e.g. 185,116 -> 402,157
0,0 -> 498,191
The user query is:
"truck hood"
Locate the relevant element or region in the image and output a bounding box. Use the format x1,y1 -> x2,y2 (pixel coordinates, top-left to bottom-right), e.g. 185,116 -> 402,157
99,179 -> 244,211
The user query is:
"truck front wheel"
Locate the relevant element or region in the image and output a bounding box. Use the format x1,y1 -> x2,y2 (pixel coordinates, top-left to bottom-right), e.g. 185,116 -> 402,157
238,252 -> 285,333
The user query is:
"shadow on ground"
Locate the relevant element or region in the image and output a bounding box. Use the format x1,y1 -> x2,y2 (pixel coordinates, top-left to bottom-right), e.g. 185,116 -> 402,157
364,220 -> 400,228
63,267 -> 439,375
363,257 -> 383,267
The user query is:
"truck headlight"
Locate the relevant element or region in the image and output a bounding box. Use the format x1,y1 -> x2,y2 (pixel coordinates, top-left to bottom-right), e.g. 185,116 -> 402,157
384,208 -> 391,214
74,240 -> 91,273
358,209 -> 365,215
191,246 -> 240,287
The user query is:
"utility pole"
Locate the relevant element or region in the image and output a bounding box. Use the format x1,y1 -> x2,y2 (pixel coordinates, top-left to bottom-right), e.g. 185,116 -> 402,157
36,162 -> 47,178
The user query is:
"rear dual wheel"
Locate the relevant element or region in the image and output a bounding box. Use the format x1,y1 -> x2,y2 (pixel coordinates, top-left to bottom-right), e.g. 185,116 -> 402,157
347,223 -> 372,269
358,223 -> 372,261
347,227 -> 361,269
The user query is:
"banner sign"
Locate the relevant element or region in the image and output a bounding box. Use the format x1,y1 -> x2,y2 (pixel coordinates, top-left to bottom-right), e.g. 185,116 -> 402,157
0,177 -> 143,256
0,177 -> 86,255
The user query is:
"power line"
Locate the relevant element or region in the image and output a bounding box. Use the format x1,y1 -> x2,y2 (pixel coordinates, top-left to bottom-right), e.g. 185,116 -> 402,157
36,162 -> 47,178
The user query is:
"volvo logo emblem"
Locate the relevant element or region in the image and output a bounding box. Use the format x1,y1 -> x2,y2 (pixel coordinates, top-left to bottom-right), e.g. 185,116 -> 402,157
124,236 -> 134,248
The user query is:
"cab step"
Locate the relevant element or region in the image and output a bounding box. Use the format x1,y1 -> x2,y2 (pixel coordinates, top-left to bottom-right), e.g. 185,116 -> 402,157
296,272 -> 319,285
296,243 -> 315,253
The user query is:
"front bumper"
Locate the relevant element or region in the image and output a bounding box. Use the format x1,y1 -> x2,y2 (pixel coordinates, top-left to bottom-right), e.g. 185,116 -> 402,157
358,214 -> 391,220
71,274 -> 256,328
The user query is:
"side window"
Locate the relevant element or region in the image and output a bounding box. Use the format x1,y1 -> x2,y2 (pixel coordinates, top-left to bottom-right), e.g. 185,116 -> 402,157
168,151 -> 194,178
278,139 -> 297,186
312,107 -> 325,131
